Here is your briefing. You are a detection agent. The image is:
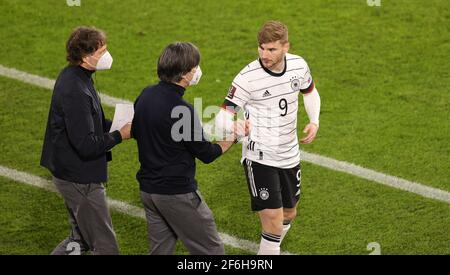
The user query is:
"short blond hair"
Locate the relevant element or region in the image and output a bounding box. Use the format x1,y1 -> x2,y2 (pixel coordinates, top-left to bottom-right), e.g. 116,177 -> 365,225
257,21 -> 288,45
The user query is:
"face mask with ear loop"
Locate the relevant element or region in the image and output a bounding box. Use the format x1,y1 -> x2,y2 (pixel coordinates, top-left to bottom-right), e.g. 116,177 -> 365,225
85,50 -> 113,71
188,66 -> 202,86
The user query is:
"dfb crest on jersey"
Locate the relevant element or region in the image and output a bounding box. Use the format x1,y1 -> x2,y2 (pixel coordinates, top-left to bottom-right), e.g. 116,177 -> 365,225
291,79 -> 301,92
259,188 -> 270,200
227,85 -> 237,99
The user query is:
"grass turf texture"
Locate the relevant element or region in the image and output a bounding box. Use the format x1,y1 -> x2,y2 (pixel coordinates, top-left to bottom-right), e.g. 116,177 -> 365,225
0,77 -> 449,254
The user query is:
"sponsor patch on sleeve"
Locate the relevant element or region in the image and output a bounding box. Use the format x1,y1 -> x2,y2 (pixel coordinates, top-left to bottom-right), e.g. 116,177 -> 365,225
227,85 -> 237,99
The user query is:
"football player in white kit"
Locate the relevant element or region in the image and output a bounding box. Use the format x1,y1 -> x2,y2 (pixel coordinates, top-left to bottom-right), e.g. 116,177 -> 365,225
218,21 -> 321,254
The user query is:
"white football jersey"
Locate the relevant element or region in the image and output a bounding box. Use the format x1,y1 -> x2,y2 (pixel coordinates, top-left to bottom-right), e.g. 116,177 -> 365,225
225,53 -> 314,169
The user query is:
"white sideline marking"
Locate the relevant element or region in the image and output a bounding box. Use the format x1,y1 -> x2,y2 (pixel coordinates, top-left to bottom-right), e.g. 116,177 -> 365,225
0,64 -> 449,204
0,65 -> 131,107
301,152 -> 450,204
0,165 -> 283,255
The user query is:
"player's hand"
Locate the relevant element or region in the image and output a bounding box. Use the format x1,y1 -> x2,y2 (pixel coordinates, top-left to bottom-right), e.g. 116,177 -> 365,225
233,120 -> 245,139
119,123 -> 132,140
234,119 -> 251,138
244,120 -> 251,136
300,123 -> 318,144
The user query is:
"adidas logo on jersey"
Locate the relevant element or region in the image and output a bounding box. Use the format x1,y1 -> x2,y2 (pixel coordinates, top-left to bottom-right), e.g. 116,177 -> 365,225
262,90 -> 271,97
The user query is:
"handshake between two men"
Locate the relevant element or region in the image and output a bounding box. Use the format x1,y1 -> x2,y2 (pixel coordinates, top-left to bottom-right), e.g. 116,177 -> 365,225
203,108 -> 251,154
114,104 -> 251,156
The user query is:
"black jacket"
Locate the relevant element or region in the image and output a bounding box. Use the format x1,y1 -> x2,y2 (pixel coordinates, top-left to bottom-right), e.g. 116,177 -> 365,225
132,81 -> 222,194
40,65 -> 122,184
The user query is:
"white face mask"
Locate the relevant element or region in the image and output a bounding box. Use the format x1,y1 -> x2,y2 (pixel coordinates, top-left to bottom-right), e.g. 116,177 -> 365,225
95,51 -> 113,71
188,66 -> 202,86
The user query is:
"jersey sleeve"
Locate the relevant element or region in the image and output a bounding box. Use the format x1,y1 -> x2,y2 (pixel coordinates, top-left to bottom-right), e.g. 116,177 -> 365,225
224,73 -> 251,108
300,62 -> 315,94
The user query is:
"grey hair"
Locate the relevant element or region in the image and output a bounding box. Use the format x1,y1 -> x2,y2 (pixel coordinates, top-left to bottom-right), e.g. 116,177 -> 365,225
157,42 -> 200,83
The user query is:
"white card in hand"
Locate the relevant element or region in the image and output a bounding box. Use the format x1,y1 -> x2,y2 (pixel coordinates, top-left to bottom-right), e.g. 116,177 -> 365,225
109,104 -> 134,132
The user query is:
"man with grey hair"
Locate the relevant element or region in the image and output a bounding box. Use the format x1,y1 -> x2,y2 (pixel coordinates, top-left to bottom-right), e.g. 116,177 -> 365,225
132,42 -> 247,255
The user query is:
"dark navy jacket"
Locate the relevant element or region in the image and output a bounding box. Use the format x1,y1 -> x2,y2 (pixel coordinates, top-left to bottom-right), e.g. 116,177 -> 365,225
132,81 -> 222,194
41,65 -> 122,184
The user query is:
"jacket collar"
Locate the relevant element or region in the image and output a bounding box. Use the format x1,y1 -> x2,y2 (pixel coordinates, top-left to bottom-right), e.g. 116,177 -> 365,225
69,65 -> 101,112
78,65 -> 95,78
159,81 -> 186,97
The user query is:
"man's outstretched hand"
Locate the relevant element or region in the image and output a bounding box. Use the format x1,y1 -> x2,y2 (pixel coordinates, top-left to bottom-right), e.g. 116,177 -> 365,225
300,123 -> 318,144
234,119 -> 251,138
119,123 -> 132,140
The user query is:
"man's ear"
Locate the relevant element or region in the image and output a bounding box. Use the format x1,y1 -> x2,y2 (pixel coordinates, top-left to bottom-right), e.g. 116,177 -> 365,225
284,42 -> 290,53
182,69 -> 194,81
81,54 -> 95,69
81,53 -> 91,64
179,72 -> 190,84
